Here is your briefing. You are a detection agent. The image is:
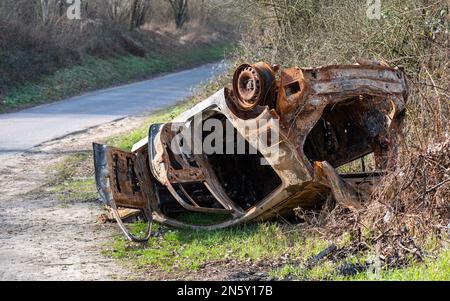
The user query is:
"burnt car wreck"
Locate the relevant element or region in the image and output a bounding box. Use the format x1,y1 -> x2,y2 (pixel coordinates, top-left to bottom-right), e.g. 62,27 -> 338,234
93,61 -> 408,241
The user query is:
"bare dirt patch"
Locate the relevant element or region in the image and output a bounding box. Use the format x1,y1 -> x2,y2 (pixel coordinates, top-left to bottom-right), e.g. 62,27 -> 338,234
0,115 -> 149,280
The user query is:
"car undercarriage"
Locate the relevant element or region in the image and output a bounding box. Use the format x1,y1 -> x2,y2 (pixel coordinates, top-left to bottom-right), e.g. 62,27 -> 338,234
93,60 -> 408,241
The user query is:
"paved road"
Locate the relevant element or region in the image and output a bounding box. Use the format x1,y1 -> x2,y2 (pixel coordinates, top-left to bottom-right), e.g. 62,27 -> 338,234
0,62 -> 224,154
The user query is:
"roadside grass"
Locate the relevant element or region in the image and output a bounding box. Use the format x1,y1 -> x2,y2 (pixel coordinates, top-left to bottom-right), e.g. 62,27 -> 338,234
106,221 -> 332,273
50,178 -> 97,203
107,218 -> 449,280
369,250 -> 450,281
47,153 -> 88,183
46,152 -> 97,203
1,43 -> 230,113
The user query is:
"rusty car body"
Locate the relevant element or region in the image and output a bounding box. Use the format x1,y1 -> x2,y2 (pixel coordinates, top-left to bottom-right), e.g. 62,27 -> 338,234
93,61 -> 408,241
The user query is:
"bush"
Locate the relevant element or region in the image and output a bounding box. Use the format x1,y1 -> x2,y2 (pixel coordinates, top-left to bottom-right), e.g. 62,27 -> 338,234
233,0 -> 449,265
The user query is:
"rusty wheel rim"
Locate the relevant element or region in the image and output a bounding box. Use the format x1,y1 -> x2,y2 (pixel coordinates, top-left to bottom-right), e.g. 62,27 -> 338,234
233,64 -> 264,111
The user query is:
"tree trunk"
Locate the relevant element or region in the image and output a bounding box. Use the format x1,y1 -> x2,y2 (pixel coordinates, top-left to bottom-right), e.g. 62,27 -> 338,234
40,0 -> 50,25
130,0 -> 151,30
168,0 -> 188,29
130,0 -> 139,29
58,0 -> 65,17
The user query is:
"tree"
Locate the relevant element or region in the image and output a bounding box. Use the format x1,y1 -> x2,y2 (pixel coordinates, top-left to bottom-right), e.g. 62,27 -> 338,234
108,0 -> 123,22
57,0 -> 65,17
168,0 -> 188,29
40,0 -> 50,25
40,0 -> 67,25
130,0 -> 151,30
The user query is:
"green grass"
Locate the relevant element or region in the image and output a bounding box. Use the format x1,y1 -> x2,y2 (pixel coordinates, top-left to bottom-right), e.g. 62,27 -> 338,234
337,249 -> 450,281
47,153 -> 89,183
270,243 -> 450,281
46,153 -> 97,203
50,178 -> 97,202
371,250 -> 450,281
1,43 -> 229,112
105,214 -> 449,280
106,221 -> 332,273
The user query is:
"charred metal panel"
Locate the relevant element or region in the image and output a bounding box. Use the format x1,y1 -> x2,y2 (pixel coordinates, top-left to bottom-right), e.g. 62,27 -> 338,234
94,143 -> 146,209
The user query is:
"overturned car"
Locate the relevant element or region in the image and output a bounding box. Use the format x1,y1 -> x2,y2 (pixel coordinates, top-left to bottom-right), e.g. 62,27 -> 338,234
93,61 -> 408,241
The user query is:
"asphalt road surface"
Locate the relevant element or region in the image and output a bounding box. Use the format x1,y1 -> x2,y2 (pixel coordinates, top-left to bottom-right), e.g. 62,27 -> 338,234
0,62 -> 224,154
